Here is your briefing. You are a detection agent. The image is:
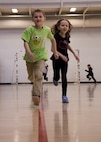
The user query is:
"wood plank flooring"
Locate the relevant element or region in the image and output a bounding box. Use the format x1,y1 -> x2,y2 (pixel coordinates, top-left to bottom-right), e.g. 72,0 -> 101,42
0,83 -> 101,142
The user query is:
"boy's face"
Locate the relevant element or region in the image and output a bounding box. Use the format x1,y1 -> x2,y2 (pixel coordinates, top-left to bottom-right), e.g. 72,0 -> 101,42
32,12 -> 46,28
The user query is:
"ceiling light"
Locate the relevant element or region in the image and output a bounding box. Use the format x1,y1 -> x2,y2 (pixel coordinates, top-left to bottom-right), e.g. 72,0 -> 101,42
70,8 -> 76,12
12,9 -> 18,13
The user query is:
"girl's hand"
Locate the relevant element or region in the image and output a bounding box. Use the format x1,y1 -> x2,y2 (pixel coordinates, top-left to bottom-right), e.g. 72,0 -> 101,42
58,52 -> 69,62
75,55 -> 80,62
61,56 -> 69,62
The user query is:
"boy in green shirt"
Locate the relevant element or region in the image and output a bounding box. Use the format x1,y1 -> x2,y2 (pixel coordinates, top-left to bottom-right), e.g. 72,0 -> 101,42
21,9 -> 58,105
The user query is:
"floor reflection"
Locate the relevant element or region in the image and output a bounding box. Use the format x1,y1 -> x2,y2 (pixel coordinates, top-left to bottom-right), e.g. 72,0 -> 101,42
62,104 -> 70,142
87,83 -> 97,102
41,88 -> 49,109
54,104 -> 70,142
54,112 -> 62,142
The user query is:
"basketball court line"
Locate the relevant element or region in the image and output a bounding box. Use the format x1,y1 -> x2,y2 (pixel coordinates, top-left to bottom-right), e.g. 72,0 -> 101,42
38,100 -> 48,142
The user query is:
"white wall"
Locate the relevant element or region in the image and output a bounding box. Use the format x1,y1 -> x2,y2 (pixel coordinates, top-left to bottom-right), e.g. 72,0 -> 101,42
0,27 -> 101,83
71,28 -> 101,82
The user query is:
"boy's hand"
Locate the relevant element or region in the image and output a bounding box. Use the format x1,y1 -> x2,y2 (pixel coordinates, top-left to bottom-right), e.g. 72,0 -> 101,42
54,52 -> 59,59
28,52 -> 35,60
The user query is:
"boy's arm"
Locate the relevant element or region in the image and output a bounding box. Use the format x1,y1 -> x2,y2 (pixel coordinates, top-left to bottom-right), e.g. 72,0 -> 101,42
24,41 -> 35,59
67,44 -> 80,62
50,38 -> 59,59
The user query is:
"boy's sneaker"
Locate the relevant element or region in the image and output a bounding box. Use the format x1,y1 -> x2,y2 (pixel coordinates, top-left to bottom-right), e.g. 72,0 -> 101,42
53,79 -> 58,86
45,77 -> 48,81
62,96 -> 69,103
32,96 -> 40,106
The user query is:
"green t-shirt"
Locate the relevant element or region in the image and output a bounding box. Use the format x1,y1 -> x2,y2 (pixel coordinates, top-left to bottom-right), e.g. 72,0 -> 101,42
21,25 -> 53,62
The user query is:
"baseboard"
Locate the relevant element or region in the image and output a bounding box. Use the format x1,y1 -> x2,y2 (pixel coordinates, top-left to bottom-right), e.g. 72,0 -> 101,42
0,81 -> 101,85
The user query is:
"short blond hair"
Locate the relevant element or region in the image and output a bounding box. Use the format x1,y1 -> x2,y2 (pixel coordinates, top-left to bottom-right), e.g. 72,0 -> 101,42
32,9 -> 45,18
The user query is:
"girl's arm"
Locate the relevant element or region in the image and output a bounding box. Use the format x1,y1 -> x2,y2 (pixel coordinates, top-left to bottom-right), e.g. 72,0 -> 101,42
51,47 -> 68,62
67,44 -> 80,62
58,52 -> 69,62
51,39 -> 68,62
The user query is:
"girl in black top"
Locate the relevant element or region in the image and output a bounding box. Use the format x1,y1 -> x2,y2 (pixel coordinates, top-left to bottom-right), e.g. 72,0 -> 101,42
51,19 -> 79,103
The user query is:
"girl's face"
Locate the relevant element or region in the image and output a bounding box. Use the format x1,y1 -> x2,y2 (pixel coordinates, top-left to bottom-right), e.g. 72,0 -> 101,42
58,20 -> 70,34
32,12 -> 46,28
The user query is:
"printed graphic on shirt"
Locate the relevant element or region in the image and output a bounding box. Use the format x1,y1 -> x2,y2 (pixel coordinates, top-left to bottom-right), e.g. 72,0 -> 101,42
58,40 -> 68,49
32,35 -> 41,46
32,35 -> 45,48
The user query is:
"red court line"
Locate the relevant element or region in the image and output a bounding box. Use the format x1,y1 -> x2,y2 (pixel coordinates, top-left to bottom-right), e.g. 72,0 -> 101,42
38,101 -> 48,142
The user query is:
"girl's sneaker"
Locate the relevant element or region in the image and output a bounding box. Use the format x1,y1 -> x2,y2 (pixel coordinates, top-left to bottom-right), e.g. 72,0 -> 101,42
53,79 -> 58,86
62,96 -> 69,103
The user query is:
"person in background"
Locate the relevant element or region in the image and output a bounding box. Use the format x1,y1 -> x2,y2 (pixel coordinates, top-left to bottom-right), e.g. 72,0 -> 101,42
50,19 -> 80,103
43,63 -> 48,81
21,9 -> 58,106
85,64 -> 96,83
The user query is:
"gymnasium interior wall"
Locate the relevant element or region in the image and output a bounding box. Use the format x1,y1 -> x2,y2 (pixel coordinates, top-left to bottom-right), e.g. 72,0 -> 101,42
0,23 -> 101,83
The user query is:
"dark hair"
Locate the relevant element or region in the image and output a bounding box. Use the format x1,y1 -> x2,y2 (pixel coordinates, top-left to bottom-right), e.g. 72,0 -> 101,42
32,9 -> 45,18
51,19 -> 73,37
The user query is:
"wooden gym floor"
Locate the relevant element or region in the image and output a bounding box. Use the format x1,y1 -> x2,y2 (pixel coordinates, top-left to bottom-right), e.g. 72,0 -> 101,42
0,83 -> 101,142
